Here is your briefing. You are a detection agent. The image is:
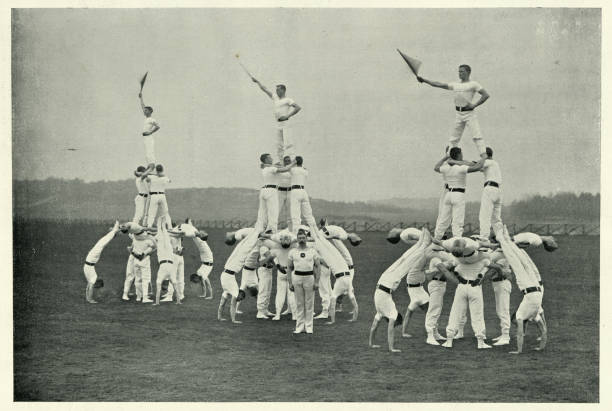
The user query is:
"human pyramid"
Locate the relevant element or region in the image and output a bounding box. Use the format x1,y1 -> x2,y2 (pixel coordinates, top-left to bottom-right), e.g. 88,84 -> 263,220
369,60 -> 558,354
81,69 -> 363,336
82,58 -> 558,352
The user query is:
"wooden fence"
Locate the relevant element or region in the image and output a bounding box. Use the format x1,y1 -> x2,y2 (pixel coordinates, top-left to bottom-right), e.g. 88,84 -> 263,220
16,218 -> 598,235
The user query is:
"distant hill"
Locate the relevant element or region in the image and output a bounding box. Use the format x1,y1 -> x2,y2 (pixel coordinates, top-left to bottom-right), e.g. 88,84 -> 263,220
12,178 -> 413,223
13,178 -> 599,224
370,192 -> 600,224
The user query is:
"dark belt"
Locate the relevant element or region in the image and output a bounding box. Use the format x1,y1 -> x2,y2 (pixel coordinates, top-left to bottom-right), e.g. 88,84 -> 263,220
138,193 -> 148,197
291,185 -> 305,190
456,275 -> 480,286
492,277 -> 505,282
294,270 -> 313,276
224,269 -> 236,275
432,276 -> 447,282
539,281 -> 543,286
444,184 -> 449,190
276,264 -> 287,274
150,192 -> 165,195
348,265 -> 354,270
277,186 -> 291,191
131,251 -> 143,259
159,260 -> 173,265
263,263 -> 274,269
447,187 -> 465,193
262,185 -> 277,189
201,261 -> 213,266
377,284 -> 392,294
243,266 -> 256,271
522,286 -> 542,295
463,249 -> 476,258
85,261 -> 95,266
484,181 -> 500,188
456,106 -> 473,112
407,283 -> 422,288
334,271 -> 350,279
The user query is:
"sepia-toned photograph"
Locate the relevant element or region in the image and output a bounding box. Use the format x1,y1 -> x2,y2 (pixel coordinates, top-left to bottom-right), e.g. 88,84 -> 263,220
11,5 -> 601,403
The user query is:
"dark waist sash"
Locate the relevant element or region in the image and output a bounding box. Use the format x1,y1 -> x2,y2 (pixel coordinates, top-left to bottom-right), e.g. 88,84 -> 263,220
277,186 -> 291,191
223,269 -> 236,275
159,260 -> 173,265
484,181 -> 500,188
294,270 -> 314,276
448,187 -> 465,193
291,185 -> 305,190
85,261 -> 95,266
456,274 -> 480,286
407,282 -> 423,288
377,284 -> 392,294
201,261 -> 213,266
334,271 -> 350,279
522,286 -> 542,295
456,106 -> 473,112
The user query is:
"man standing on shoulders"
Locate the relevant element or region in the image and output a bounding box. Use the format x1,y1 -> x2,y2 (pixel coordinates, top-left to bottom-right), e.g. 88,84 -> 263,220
256,153 -> 295,233
290,156 -> 316,232
139,91 -> 160,170
478,147 -> 503,241
417,64 -> 490,158
252,77 -> 302,160
433,148 -> 484,240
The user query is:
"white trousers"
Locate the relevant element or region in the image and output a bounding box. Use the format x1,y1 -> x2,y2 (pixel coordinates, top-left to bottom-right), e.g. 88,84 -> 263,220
275,273 -> 297,315
318,265 -> 332,313
449,111 -> 485,154
434,191 -> 465,240
425,280 -> 447,333
293,274 -> 315,332
516,291 -> 543,321
172,255 -> 185,300
83,264 -> 97,285
133,195 -> 147,224
240,267 -> 259,289
492,280 -> 512,336
146,194 -> 172,228
479,186 -> 503,239
143,135 -> 156,164
277,190 -> 292,230
446,284 -> 486,339
290,189 -> 316,231
123,254 -> 136,295
257,266 -> 273,313
132,258 -> 151,298
276,127 -> 295,161
256,187 -> 279,232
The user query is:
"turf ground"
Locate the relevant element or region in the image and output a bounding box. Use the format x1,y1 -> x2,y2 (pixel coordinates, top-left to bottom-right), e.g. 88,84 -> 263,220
13,220 -> 599,402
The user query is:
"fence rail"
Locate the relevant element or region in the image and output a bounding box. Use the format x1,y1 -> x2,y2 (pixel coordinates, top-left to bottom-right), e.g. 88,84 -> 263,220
13,217 -> 600,236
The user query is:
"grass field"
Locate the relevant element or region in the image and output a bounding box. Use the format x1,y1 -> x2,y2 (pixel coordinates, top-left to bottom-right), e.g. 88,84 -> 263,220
13,220 -> 599,402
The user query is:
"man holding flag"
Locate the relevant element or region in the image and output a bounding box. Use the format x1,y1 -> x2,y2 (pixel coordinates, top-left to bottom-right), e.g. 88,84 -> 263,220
416,64 -> 490,158
138,72 -> 160,170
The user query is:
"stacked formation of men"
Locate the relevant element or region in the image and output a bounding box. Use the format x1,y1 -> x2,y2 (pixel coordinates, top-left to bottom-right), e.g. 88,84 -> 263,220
82,64 -> 558,351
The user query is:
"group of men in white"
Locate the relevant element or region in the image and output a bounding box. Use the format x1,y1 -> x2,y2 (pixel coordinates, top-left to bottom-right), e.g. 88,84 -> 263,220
82,63 -> 559,352
369,64 -> 558,354
82,75 -> 364,337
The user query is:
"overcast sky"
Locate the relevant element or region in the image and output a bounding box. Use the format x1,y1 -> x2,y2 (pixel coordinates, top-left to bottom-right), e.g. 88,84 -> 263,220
11,8 -> 600,203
